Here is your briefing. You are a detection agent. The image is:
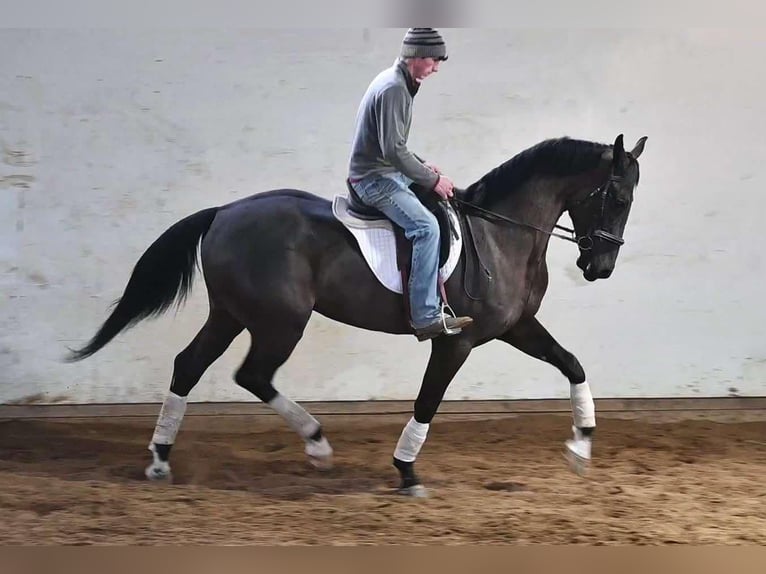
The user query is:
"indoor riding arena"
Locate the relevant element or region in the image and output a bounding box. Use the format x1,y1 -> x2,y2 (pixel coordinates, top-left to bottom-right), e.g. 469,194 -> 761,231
2,28 -> 764,545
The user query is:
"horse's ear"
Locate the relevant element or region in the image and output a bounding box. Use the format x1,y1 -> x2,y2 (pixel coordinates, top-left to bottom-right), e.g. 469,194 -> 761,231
630,136 -> 648,159
613,134 -> 625,160
611,134 -> 628,173
602,134 -> 627,164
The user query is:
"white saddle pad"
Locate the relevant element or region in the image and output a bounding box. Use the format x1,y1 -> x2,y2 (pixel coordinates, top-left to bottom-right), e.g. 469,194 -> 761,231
332,195 -> 462,294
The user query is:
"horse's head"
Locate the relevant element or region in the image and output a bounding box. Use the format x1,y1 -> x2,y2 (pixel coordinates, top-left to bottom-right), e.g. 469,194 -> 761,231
568,134 -> 647,282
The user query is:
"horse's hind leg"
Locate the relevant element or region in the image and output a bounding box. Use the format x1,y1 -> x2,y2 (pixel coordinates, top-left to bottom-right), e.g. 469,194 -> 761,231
233,315 -> 333,469
498,315 -> 594,475
145,306 -> 243,480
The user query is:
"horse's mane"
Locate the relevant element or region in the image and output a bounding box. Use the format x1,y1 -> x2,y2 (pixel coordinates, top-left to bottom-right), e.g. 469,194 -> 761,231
464,137 -> 610,206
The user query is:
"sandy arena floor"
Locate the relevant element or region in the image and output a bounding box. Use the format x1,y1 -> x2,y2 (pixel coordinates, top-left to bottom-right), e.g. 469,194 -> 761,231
0,411 -> 764,545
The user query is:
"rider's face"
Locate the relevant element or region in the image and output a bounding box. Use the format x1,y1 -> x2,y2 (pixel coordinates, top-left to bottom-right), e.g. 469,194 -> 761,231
409,58 -> 441,83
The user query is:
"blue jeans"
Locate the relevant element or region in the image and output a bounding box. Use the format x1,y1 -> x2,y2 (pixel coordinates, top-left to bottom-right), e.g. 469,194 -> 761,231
352,173 -> 441,329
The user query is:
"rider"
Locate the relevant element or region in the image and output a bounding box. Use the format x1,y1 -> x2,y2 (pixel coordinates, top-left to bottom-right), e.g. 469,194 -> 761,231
347,28 -> 473,341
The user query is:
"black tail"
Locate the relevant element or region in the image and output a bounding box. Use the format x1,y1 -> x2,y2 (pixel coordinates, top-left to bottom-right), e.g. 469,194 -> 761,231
66,207 -> 219,362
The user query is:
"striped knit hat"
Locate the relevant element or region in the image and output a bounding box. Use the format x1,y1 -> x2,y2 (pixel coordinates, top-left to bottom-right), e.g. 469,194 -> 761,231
400,28 -> 448,61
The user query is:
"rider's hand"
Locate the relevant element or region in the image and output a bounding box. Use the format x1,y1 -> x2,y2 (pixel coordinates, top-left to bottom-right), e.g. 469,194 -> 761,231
433,175 -> 454,200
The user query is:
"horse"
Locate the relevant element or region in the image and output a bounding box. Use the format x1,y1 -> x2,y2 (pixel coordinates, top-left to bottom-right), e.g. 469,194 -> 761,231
67,133 -> 647,497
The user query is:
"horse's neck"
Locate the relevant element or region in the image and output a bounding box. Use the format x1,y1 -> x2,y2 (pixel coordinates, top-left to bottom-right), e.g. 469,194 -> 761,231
490,165 -> 609,227
461,182 -> 560,282
559,165 -> 611,206
471,166 -> 607,263
486,178 -> 568,236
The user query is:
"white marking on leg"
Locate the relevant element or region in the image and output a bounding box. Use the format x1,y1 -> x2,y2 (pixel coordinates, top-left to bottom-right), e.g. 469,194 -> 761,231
145,443 -> 172,481
398,484 -> 429,498
393,417 -> 429,463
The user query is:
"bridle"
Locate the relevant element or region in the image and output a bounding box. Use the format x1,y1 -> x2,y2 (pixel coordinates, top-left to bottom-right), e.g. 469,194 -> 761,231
564,174 -> 626,250
452,173 -> 626,251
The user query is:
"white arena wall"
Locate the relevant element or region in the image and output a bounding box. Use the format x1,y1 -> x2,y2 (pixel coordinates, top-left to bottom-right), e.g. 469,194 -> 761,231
1,28 -> 764,405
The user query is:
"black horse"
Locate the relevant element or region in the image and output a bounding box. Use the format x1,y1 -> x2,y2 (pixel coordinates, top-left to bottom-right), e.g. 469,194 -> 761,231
68,134 -> 647,496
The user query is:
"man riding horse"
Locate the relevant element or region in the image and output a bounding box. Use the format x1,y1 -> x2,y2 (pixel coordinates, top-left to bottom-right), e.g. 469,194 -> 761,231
347,28 -> 474,341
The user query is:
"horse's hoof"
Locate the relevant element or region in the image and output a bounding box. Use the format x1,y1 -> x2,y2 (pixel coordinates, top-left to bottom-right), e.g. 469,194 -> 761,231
308,454 -> 334,471
397,484 -> 429,498
306,436 -> 334,470
145,463 -> 172,482
564,440 -> 591,477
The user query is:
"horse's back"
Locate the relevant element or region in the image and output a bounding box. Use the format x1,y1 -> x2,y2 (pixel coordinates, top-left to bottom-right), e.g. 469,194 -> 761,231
200,188 -> 348,277
219,188 -> 333,217
211,188 -> 338,235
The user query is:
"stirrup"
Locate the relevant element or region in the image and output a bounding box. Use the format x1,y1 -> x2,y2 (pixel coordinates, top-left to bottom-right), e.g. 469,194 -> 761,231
440,301 -> 461,335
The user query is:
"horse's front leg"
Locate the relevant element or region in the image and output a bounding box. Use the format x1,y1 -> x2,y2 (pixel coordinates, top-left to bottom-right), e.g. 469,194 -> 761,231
393,336 -> 473,497
498,315 -> 595,475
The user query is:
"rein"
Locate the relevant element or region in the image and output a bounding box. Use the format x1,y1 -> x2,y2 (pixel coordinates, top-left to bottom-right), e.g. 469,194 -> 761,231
451,197 -> 580,245
451,174 -> 626,251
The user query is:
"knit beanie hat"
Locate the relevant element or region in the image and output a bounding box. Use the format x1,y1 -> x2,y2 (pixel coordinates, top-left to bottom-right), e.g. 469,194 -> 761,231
400,28 -> 448,61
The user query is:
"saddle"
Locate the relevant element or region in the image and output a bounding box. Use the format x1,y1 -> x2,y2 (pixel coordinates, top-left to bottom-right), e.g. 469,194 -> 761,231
344,179 -> 461,322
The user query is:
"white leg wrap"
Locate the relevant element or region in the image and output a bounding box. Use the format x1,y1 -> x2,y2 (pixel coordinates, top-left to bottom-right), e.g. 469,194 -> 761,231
393,417 -> 430,463
150,391 -> 188,445
268,393 -> 320,439
571,382 -> 596,428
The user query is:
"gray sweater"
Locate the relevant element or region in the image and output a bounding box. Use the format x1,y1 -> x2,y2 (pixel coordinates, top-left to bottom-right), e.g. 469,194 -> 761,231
347,58 -> 440,189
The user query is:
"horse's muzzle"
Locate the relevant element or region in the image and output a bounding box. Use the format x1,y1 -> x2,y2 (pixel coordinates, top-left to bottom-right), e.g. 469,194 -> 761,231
582,260 -> 613,282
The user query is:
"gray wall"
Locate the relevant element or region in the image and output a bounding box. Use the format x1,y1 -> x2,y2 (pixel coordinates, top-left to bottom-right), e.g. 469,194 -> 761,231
1,29 -> 764,404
